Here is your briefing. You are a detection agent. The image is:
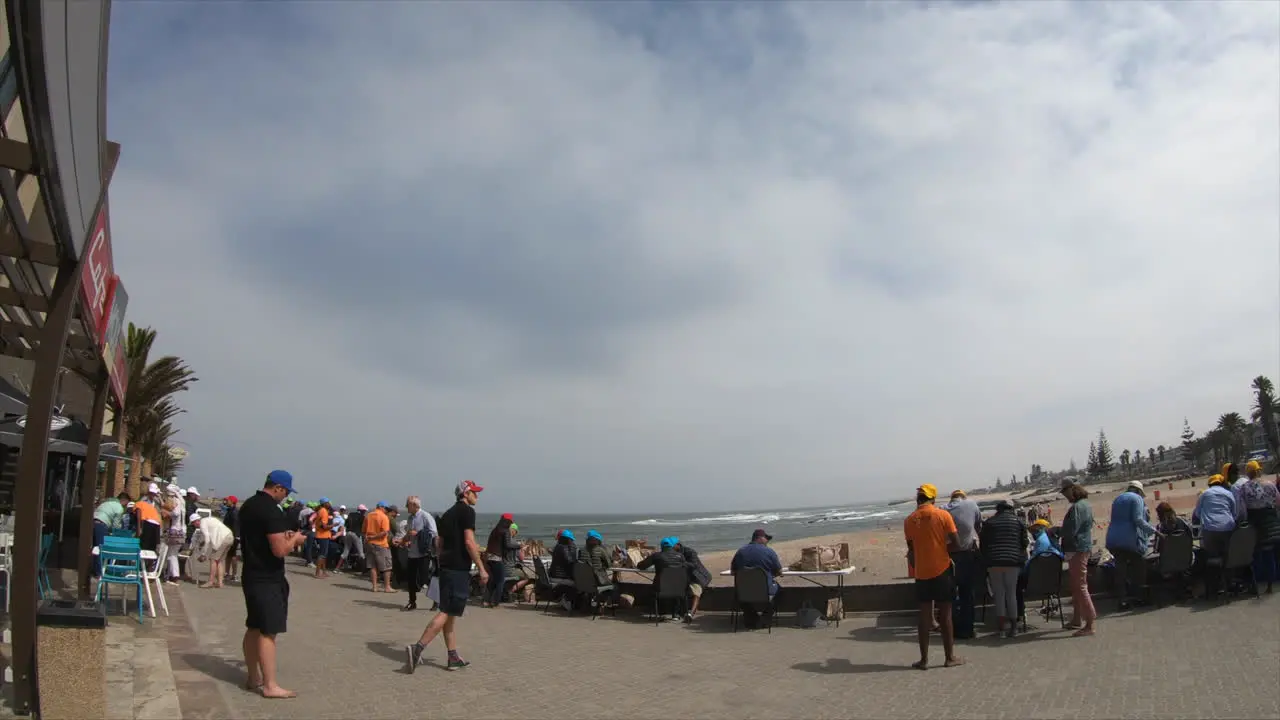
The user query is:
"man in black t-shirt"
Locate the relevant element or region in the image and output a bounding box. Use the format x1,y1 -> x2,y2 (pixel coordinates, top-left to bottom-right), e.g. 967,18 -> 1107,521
406,480 -> 488,673
239,470 -> 307,699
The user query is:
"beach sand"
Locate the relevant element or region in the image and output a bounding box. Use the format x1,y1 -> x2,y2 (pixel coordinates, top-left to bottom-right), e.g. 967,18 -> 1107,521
696,474 -> 1215,587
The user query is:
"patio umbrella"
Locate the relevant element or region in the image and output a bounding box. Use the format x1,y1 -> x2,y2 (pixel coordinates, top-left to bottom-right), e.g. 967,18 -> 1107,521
0,416 -> 127,459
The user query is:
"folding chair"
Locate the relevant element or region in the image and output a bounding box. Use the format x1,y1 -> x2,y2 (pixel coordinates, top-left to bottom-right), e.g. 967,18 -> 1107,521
1022,554 -> 1066,630
533,556 -> 573,613
731,568 -> 776,633
572,560 -> 615,619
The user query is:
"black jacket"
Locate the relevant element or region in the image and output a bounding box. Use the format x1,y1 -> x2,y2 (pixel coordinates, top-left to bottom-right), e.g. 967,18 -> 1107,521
549,540 -> 578,579
680,546 -> 713,588
980,508 -> 1029,568
637,548 -> 687,592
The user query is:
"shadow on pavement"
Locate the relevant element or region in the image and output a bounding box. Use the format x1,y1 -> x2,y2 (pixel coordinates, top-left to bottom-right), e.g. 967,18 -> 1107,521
354,598 -> 404,610
791,658 -> 910,674
180,653 -> 244,687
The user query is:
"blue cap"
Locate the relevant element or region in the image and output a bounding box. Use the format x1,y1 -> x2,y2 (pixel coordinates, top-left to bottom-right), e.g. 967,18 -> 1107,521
267,470 -> 295,493
376,501 -> 387,509
560,529 -> 576,541
661,536 -> 678,549
587,529 -> 603,541
318,497 -> 330,504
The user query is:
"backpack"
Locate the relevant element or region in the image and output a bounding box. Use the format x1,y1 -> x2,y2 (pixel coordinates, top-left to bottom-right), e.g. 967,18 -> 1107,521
414,511 -> 435,557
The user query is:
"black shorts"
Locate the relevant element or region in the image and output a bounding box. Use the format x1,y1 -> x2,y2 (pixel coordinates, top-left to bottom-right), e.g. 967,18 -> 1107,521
243,577 -> 290,636
438,568 -> 471,617
915,566 -> 956,604
139,522 -> 160,552
226,537 -> 238,560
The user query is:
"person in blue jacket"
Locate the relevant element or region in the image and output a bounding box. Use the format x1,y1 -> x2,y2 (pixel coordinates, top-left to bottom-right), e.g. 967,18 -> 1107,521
1106,480 -> 1156,610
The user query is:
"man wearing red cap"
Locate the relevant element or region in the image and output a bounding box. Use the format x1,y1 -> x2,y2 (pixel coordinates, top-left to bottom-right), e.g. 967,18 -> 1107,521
406,480 -> 488,672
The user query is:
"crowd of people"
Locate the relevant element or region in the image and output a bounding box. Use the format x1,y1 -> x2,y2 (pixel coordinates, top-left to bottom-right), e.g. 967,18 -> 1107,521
902,460 -> 1280,669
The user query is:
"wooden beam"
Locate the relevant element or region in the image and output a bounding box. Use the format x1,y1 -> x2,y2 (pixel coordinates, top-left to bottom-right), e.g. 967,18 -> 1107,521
0,138 -> 37,174
0,323 -> 94,351
0,226 -> 59,265
0,285 -> 48,312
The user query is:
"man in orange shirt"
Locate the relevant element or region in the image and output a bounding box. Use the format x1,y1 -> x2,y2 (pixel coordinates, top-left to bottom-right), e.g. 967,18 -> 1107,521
364,502 -> 393,592
312,498 -> 334,579
903,483 -> 964,670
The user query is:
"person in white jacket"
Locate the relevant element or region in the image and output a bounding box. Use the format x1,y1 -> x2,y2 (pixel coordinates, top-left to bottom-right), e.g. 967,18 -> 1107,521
190,513 -> 235,588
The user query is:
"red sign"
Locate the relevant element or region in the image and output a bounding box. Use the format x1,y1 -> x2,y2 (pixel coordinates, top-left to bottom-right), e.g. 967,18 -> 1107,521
78,206 -> 114,346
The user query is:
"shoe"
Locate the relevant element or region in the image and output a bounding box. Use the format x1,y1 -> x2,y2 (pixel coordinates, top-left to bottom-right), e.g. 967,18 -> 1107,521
446,657 -> 470,671
402,602 -> 417,612
405,644 -> 422,674
683,612 -> 694,623
559,598 -> 573,611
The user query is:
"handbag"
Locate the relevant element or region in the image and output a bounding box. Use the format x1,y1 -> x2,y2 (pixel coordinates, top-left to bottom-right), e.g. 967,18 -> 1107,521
795,602 -> 822,629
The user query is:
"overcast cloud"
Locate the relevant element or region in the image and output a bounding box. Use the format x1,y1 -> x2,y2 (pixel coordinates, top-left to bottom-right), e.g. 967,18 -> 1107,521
103,1 -> 1279,514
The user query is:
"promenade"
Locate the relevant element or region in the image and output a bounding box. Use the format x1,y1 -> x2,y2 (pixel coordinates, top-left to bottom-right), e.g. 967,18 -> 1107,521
152,564 -> 1280,720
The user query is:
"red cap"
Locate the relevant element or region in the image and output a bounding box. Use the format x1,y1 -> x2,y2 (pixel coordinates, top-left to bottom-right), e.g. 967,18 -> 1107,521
226,495 -> 238,505
501,513 -> 513,521
455,479 -> 484,497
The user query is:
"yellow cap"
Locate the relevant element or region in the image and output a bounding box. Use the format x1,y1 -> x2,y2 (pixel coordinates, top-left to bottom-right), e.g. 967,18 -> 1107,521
1208,474 -> 1226,486
951,489 -> 966,499
1246,460 -> 1262,474
1221,463 -> 1234,476
918,484 -> 938,500
1034,519 -> 1050,528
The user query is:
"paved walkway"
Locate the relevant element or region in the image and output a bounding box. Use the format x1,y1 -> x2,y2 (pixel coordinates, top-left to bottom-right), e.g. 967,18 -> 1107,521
171,565 -> 1280,720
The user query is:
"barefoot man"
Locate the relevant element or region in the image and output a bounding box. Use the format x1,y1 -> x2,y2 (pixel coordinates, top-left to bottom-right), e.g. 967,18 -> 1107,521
239,470 -> 308,698
904,483 -> 964,670
406,480 -> 488,672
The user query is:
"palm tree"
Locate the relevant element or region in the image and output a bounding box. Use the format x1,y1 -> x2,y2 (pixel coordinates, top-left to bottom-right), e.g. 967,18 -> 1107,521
1215,412 -> 1248,466
121,324 -> 197,497
1252,375 -> 1279,468
1120,449 -> 1131,474
1147,448 -> 1155,465
1157,445 -> 1165,462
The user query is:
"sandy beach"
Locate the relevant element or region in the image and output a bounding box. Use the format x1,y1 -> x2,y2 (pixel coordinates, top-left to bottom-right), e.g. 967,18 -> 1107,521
695,474 -> 1216,587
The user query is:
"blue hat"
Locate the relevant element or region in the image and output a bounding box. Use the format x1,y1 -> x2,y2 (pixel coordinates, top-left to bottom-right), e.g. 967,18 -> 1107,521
560,529 -> 576,541
376,501 -> 388,509
587,529 -> 603,541
318,497 -> 330,504
267,470 -> 295,493
660,536 -> 677,549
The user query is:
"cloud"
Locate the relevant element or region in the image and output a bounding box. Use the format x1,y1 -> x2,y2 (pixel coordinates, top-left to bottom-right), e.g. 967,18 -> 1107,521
104,1 -> 1279,513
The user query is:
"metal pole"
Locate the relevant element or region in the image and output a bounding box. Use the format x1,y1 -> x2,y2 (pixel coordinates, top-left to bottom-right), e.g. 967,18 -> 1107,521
77,370 -> 109,599
56,455 -> 68,543
9,257 -> 81,716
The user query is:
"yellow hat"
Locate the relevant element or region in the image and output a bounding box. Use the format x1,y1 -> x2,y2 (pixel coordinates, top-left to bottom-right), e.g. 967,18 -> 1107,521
1208,474 -> 1226,486
918,484 -> 938,500
951,489 -> 966,499
1034,519 -> 1050,528
1221,463 -> 1234,476
1246,460 -> 1263,474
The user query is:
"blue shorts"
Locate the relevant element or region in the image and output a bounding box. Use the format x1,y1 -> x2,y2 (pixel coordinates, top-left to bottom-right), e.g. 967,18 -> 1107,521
438,568 -> 471,617
315,538 -> 331,560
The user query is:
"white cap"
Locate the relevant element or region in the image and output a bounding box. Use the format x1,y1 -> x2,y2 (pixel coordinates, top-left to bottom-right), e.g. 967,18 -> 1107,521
188,513 -> 201,524
339,505 -> 347,510
1127,480 -> 1145,492
166,483 -> 182,496
187,486 -> 200,497
147,482 -> 159,494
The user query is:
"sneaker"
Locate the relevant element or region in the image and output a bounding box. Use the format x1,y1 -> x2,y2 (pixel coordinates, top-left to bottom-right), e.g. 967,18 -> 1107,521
405,644 -> 422,673
559,597 -> 573,612
401,602 -> 417,612
446,657 -> 470,671
683,612 -> 694,624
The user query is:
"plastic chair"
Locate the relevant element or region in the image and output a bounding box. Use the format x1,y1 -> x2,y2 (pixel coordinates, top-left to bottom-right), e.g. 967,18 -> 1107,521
94,536 -> 145,623
110,528 -> 134,538
36,534 -> 53,599
731,567 -> 776,633
571,560 -> 615,619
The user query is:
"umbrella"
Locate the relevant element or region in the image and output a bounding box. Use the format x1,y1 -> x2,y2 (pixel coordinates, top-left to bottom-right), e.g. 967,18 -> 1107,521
0,417 -> 127,460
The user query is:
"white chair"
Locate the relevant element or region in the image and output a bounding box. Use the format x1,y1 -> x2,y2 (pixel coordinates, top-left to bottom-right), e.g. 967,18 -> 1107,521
139,549 -> 169,617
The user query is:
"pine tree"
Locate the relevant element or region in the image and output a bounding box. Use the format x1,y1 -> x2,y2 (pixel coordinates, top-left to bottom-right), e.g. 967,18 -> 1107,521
1069,458 -> 1078,474
1181,419 -> 1196,464
996,475 -> 1003,488
1096,429 -> 1115,476
1087,442 -> 1099,476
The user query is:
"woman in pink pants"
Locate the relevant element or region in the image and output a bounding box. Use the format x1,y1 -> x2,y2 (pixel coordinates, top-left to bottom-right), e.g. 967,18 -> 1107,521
1059,483 -> 1096,636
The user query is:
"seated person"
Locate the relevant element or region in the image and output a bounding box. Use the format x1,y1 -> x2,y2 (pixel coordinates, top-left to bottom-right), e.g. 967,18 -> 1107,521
1019,519 -> 1064,621
637,537 -> 687,601
676,540 -> 713,622
730,528 -> 784,628
581,530 -> 613,583
549,530 -> 580,611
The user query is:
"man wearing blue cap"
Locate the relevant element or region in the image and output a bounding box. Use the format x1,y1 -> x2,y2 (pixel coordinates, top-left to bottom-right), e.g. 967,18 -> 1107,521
239,470 -> 308,699
637,537 -> 688,620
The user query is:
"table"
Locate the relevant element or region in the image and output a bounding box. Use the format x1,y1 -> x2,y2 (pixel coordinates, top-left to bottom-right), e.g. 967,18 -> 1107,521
719,567 -> 857,627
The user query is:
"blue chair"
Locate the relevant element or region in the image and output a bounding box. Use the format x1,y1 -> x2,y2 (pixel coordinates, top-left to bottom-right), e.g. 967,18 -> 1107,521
94,536 -> 145,623
36,534 -> 53,599
110,529 -> 134,538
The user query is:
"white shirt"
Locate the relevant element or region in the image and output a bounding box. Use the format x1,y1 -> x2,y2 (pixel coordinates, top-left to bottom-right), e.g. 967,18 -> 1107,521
193,516 -> 233,557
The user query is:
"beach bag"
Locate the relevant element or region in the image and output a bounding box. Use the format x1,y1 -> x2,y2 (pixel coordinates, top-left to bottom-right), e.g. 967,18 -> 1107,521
825,597 -> 844,621
795,602 -> 822,629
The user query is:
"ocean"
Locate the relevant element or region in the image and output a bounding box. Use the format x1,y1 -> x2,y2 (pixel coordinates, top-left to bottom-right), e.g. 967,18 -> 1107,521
469,501 -> 907,553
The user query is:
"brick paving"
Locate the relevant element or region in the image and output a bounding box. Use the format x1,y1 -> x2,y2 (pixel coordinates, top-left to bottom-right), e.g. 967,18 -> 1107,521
172,565 -> 1279,720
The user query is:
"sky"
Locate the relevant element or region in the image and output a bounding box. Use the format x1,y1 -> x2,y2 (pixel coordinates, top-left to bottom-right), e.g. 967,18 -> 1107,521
103,1 -> 1280,514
